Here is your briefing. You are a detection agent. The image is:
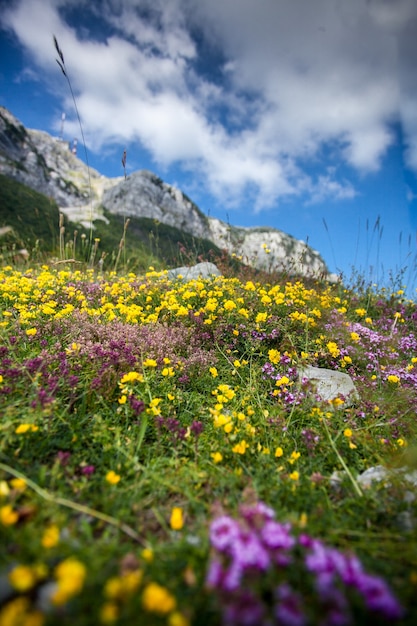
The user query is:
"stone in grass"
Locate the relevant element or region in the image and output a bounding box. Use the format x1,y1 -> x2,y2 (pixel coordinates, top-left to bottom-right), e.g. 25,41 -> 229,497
332,465 -> 417,531
300,365 -> 359,407
167,262 -> 221,281
358,465 -> 417,499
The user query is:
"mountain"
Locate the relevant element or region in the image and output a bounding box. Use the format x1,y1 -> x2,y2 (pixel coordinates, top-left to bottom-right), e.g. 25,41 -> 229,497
0,106 -> 330,278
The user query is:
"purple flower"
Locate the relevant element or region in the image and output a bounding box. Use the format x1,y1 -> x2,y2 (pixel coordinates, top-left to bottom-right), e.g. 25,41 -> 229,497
355,573 -> 404,619
56,451 -> 71,466
206,558 -> 224,588
338,553 -> 363,587
190,420 -> 204,437
261,520 -> 295,551
223,590 -> 265,625
81,465 -> 95,476
222,559 -> 244,591
231,529 -> 270,571
128,395 -> 145,416
275,583 -> 306,626
318,588 -> 350,626
210,515 -> 240,552
240,502 -> 275,526
262,362 -> 276,377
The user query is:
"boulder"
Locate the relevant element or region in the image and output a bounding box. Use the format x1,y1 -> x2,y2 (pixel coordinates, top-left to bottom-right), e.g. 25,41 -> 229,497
167,262 -> 221,281
300,365 -> 359,406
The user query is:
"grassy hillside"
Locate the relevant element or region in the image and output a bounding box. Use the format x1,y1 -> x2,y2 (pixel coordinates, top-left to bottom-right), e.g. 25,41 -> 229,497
89,209 -> 224,272
0,173 -> 60,254
0,264 -> 416,625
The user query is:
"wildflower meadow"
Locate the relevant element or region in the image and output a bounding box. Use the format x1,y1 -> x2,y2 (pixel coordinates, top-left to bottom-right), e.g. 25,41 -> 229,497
1,262 -> 417,625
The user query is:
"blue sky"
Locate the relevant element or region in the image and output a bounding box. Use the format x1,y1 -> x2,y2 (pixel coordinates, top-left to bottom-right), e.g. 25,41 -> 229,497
1,0 -> 417,294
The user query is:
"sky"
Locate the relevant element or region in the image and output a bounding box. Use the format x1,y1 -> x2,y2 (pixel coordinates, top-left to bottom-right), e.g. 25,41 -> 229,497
1,0 -> 417,294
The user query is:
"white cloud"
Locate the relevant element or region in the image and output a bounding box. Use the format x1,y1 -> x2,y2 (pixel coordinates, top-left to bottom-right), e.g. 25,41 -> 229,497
2,0 -> 417,209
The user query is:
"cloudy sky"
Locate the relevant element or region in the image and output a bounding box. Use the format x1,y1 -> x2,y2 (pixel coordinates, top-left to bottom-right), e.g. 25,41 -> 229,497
1,0 -> 417,292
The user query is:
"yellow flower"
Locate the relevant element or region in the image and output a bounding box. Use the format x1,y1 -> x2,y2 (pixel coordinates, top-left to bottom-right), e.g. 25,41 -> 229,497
0,480 -> 10,497
289,471 -> 299,481
8,565 -> 37,592
105,471 -> 121,485
209,367 -> 218,378
10,478 -> 26,491
120,371 -> 144,384
274,447 -> 284,458
169,611 -> 190,626
275,376 -> 290,387
232,440 -> 249,455
66,342 -> 80,354
52,558 -> 86,605
0,598 -> 44,626
142,582 -> 176,614
104,571 -> 142,600
42,525 -> 60,548
344,428 -> 353,438
141,548 -> 154,563
210,452 -> 223,464
255,312 -> 267,324
387,375 -> 400,384
170,507 -> 184,531
397,438 -> 407,447
0,504 -> 18,526
299,512 -> 308,527
350,332 -> 360,342
15,424 -> 39,434
326,342 -> 340,358
223,300 -> 237,311
143,358 -> 157,368
355,308 -> 367,317
268,349 -> 281,364
26,327 -> 37,336
118,395 -> 127,405
100,601 -> 119,623
289,451 -> 300,464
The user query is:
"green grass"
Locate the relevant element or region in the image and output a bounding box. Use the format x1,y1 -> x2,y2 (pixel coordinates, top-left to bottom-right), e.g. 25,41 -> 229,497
0,173 -> 61,255
0,262 -> 416,625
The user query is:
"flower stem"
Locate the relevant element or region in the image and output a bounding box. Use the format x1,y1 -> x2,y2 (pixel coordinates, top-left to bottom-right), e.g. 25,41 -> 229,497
0,462 -> 145,543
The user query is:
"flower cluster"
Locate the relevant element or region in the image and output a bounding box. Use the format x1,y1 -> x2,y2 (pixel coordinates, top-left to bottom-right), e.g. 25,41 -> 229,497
207,501 -> 403,625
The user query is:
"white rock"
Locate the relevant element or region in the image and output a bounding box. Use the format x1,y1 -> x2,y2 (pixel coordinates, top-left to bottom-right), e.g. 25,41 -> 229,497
300,365 -> 359,406
167,262 -> 221,281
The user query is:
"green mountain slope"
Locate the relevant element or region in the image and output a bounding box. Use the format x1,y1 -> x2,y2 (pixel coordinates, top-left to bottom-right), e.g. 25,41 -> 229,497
0,173 -> 223,270
0,173 -> 60,252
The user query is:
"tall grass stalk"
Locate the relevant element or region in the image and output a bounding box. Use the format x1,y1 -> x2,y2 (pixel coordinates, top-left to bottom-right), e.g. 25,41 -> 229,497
114,218 -> 130,273
0,462 -> 145,544
53,35 -> 94,248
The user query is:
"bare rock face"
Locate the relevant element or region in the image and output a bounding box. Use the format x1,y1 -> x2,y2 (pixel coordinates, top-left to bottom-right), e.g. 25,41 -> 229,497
0,106 -> 331,279
102,170 -> 212,241
0,106 -> 119,208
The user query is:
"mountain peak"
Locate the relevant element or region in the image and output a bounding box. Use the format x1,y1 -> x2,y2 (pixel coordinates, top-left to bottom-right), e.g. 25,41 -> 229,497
0,106 -> 330,278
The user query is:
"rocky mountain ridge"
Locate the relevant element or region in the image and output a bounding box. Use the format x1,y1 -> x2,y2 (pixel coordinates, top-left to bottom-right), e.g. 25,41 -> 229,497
0,106 -> 330,278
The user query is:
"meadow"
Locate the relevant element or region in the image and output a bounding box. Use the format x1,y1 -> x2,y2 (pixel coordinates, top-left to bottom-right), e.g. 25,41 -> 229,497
1,259 -> 417,626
